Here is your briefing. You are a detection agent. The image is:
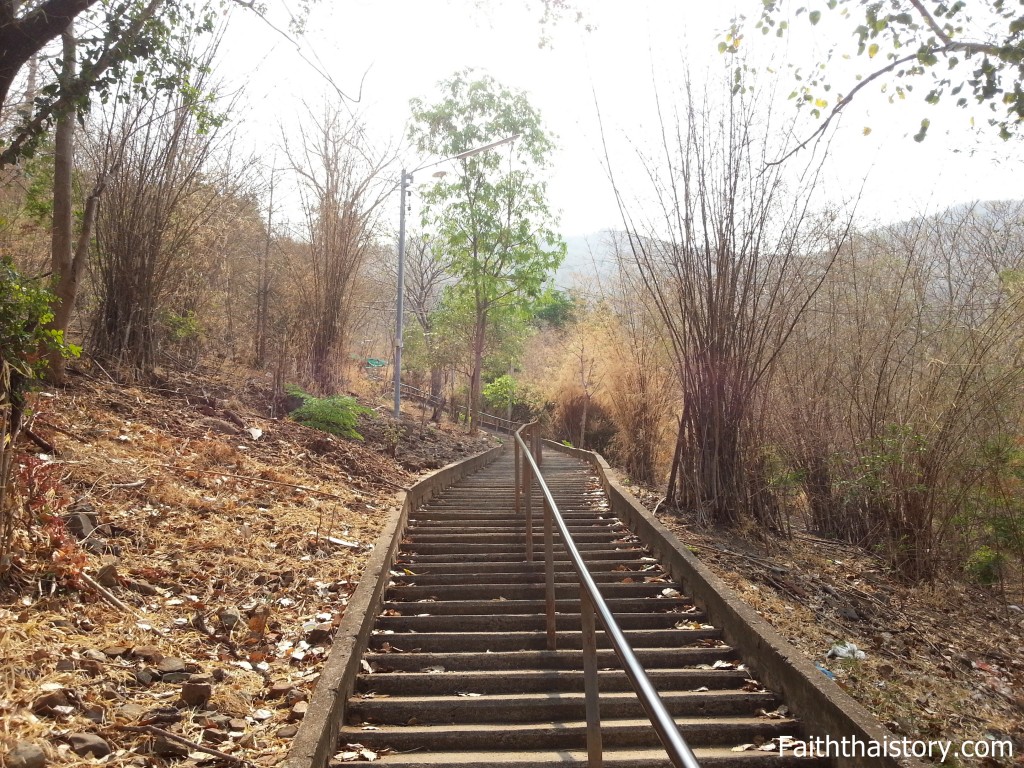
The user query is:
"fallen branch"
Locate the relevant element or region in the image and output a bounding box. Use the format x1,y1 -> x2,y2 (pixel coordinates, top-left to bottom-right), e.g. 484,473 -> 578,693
23,428 -> 56,453
34,419 -> 90,443
80,571 -> 137,616
113,724 -> 252,765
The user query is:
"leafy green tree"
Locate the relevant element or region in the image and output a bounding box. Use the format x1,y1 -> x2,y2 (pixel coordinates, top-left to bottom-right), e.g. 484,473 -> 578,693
736,0 -> 1024,154
409,70 -> 564,433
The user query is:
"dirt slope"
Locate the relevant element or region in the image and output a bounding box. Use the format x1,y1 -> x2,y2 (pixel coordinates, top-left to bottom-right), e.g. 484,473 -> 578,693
625,483 -> 1024,766
0,366 -> 496,768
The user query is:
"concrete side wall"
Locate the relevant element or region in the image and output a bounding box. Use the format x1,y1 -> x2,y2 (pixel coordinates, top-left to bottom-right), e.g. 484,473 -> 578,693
545,440 -> 921,768
288,445 -> 506,768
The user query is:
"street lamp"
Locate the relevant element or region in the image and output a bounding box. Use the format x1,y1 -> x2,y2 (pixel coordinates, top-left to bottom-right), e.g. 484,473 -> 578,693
393,134 -> 520,418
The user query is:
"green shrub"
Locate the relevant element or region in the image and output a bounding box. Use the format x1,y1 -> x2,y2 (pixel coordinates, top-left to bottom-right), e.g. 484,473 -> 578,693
1,256 -> 77,376
286,385 -> 375,440
964,545 -> 1003,586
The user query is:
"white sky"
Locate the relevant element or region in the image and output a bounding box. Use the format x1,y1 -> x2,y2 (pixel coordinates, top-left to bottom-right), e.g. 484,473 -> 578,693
217,0 -> 1024,238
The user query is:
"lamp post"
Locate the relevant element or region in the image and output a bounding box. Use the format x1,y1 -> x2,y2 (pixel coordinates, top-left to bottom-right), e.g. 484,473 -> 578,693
393,134 -> 520,418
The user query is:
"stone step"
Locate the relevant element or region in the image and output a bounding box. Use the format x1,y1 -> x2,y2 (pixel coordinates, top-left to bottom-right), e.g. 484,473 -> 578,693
386,570 -> 674,587
361,646 -> 740,673
377,597 -> 694,616
367,627 -> 723,653
396,548 -> 646,564
373,611 -> 698,633
355,667 -> 752,695
400,541 -> 644,556
329,747 -> 822,768
385,581 -> 675,601
402,531 -> 627,545
391,557 -> 662,574
338,716 -> 799,751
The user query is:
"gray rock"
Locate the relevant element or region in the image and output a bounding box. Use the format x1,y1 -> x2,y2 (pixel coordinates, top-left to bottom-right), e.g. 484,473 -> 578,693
5,742 -> 46,768
156,657 -> 186,674
118,703 -> 146,721
32,690 -> 70,716
151,735 -> 188,758
62,511 -> 97,539
180,681 -> 213,707
68,733 -> 110,758
217,606 -> 241,630
127,579 -> 158,596
81,703 -> 105,723
95,563 -> 119,587
275,725 -> 298,739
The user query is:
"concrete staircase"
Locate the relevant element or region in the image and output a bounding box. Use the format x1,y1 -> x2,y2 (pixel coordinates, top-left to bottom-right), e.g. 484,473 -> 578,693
336,452 -> 824,766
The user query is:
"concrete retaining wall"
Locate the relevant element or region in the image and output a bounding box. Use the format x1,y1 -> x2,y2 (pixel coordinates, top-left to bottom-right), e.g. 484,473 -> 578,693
287,444 -> 505,768
545,440 -> 922,768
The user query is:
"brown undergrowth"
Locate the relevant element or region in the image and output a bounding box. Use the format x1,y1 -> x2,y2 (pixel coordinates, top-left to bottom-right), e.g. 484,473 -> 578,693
625,482 -> 1024,766
0,363 -> 495,768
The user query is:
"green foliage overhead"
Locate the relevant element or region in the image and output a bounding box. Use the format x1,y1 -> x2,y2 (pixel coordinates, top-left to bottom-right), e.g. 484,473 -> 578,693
408,70 -> 566,312
733,0 -> 1024,147
286,385 -> 375,441
0,0 -> 311,166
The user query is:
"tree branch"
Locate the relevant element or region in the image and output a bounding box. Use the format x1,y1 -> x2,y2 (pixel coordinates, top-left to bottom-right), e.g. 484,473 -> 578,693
0,0 -> 166,166
908,0 -> 953,46
768,51 -> 920,167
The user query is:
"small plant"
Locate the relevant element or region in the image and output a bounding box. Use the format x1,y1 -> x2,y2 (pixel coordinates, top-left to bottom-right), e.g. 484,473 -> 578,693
965,545 -> 1003,587
163,309 -> 201,342
2,258 -> 79,568
286,385 -> 375,440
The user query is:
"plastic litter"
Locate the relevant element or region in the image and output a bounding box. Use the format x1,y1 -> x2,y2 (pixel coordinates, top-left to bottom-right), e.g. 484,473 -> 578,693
826,641 -> 866,660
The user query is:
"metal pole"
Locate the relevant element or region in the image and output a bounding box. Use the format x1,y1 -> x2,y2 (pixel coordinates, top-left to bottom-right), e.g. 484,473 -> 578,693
514,440 -> 521,519
524,451 -> 533,562
392,170 -> 411,418
544,495 -> 556,650
580,588 -> 603,768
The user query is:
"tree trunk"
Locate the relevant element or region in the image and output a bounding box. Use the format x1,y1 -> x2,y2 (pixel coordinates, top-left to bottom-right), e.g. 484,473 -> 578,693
45,26 -> 96,385
578,393 -> 588,450
468,312 -> 486,435
429,366 -> 443,422
255,168 -> 274,367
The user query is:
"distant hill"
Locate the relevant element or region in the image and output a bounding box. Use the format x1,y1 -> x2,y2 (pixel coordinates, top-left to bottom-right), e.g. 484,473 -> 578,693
554,231 -> 621,288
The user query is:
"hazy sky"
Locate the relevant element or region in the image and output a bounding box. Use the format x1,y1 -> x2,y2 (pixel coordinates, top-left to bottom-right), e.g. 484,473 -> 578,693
218,1 -> 1024,237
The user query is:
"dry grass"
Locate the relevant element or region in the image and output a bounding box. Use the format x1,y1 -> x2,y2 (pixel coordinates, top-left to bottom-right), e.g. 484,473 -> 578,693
636,483 -> 1024,766
0,364 -> 495,767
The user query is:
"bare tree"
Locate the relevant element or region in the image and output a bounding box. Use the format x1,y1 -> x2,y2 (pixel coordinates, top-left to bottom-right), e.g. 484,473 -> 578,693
775,202 -> 1024,580
88,43 -> 232,375
606,74 -> 850,525
288,107 -> 393,393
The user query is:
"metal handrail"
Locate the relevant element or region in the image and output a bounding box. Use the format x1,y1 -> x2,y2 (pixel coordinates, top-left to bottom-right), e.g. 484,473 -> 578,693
397,383 -> 521,434
513,423 -> 701,768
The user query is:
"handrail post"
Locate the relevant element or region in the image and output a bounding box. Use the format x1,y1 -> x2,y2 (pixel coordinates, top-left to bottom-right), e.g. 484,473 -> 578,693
531,423 -> 541,466
514,439 -> 521,520
580,587 -> 603,768
544,494 -> 556,650
523,450 -> 533,562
